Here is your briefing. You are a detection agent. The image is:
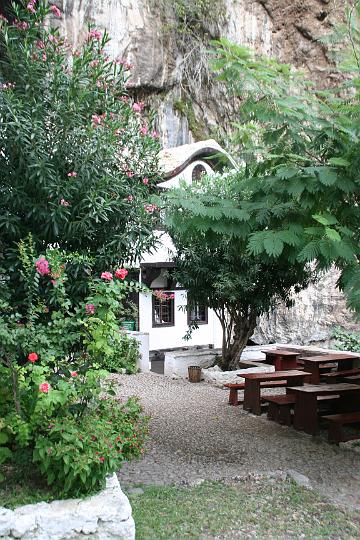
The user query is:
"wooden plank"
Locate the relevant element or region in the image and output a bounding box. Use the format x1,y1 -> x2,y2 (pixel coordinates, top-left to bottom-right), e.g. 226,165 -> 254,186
298,354 -> 359,364
240,370 -> 310,381
262,350 -> 300,357
288,383 -> 360,393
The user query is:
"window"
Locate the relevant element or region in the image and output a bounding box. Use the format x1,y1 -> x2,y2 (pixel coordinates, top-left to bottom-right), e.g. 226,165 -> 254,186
192,164 -> 207,182
188,304 -> 208,325
152,291 -> 175,327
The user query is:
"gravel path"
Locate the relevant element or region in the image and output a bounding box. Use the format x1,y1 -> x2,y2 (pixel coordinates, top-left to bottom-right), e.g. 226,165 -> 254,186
114,373 -> 360,508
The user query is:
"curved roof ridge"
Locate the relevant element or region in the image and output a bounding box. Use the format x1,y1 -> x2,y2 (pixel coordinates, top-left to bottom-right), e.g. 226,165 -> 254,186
158,139 -> 237,179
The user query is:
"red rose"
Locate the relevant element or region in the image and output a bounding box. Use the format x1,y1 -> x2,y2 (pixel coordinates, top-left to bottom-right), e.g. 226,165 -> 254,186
28,352 -> 38,363
115,268 -> 128,280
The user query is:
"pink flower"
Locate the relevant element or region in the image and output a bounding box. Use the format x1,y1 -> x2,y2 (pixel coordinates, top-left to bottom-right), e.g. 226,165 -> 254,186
51,279 -> 56,285
67,171 -> 77,177
140,125 -> 148,136
28,352 -> 38,363
50,5 -> 61,17
39,382 -> 51,393
119,96 -> 128,103
142,177 -> 149,185
48,34 -> 58,44
36,40 -> 45,49
27,1 -> 36,14
90,59 -> 99,68
151,130 -> 159,139
0,14 -> 8,22
70,371 -> 78,377
42,53 -> 47,62
85,303 -> 95,315
73,50 -> 81,58
88,29 -> 102,41
60,198 -> 70,206
14,20 -> 29,30
127,195 -> 133,202
144,203 -> 157,214
91,114 -> 102,127
99,456 -> 105,462
115,268 -> 128,280
101,271 -> 113,281
36,257 -> 50,276
126,171 -> 134,178
132,102 -> 144,113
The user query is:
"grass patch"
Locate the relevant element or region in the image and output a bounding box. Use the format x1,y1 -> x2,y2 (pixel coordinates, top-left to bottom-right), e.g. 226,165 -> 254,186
0,452 -> 57,509
127,477 -> 360,539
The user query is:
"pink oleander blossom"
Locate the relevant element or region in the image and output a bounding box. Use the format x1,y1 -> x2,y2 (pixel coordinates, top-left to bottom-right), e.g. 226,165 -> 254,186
126,171 -> 134,178
132,102 -> 144,113
0,14 -> 8,22
115,268 -> 128,280
39,382 -> 51,393
85,303 -> 95,315
36,257 -> 50,276
36,39 -> 45,49
127,195 -> 134,202
88,29 -> 102,41
50,5 -> 61,17
140,125 -> 148,136
142,177 -> 149,185
27,0 -> 36,14
14,20 -> 29,30
144,203 -> 157,214
101,271 -> 113,281
151,130 -> 159,139
60,198 -> 70,206
67,171 -> 77,177
42,53 -> 47,61
48,34 -> 58,43
90,59 -> 99,68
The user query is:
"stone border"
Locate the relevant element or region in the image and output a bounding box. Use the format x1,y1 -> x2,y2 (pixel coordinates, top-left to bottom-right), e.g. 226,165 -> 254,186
0,474 -> 135,540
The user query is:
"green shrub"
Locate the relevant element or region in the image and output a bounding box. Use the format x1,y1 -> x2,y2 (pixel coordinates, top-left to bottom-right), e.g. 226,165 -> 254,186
332,326 -> 360,352
0,240 -> 149,495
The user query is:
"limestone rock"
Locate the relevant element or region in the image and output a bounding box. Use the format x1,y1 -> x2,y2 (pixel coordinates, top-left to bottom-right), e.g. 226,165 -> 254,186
0,474 -> 135,540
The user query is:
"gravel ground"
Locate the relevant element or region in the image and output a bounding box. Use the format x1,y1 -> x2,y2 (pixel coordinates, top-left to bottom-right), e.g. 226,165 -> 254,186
114,372 -> 360,509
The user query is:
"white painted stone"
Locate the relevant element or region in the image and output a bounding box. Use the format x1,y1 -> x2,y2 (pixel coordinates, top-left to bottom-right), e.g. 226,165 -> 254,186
0,474 -> 135,540
203,365 -> 275,387
127,331 -> 150,372
164,349 -> 219,379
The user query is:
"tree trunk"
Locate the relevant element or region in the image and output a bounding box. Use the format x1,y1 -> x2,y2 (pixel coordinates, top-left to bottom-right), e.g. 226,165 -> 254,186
221,313 -> 257,371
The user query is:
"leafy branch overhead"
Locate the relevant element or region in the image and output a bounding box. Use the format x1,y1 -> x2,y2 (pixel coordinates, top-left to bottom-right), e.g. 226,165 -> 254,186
160,3 -> 360,312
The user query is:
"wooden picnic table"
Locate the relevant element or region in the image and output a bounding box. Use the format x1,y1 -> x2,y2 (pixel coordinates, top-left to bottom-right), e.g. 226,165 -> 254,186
299,354 -> 360,384
261,349 -> 300,371
288,382 -> 360,435
241,370 -> 310,415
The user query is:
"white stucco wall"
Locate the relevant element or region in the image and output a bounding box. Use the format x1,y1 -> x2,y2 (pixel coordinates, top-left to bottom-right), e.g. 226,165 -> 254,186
139,290 -> 223,351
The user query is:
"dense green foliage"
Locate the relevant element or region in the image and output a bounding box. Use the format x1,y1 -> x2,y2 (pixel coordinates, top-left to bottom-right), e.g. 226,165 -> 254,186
0,0 -> 161,297
0,239 -> 148,494
170,175 -> 312,369
332,326 -> 360,352
160,3 -> 360,365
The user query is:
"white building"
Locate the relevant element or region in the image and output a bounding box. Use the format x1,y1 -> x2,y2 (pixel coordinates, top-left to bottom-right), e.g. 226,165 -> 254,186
136,139 -> 236,352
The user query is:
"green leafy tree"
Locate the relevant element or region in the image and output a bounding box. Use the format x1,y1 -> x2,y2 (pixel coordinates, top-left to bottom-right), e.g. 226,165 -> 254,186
167,175 -> 312,370
162,1 -> 360,330
0,0 -> 161,298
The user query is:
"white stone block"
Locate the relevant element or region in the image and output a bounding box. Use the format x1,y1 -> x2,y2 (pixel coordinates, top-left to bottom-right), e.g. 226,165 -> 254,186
0,474 -> 135,540
127,331 -> 150,372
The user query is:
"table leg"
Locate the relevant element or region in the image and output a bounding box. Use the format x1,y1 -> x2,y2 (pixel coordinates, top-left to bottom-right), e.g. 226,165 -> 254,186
294,393 -> 318,434
274,357 -> 282,371
303,360 -> 320,384
244,380 -> 261,415
282,358 -> 298,370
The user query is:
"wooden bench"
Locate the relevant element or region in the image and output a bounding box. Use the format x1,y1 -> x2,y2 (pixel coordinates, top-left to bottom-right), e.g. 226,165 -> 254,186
224,380 -> 286,406
322,411 -> 360,443
264,394 -> 341,426
343,374 -> 360,383
323,368 -> 360,382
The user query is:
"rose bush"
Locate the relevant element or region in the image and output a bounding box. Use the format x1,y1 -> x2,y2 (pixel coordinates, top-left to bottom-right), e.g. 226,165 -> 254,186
0,239 -> 149,494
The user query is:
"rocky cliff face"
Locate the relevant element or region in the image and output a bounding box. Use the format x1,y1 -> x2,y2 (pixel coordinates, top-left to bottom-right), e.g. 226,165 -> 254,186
56,0 -> 359,345
58,0 -> 344,147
